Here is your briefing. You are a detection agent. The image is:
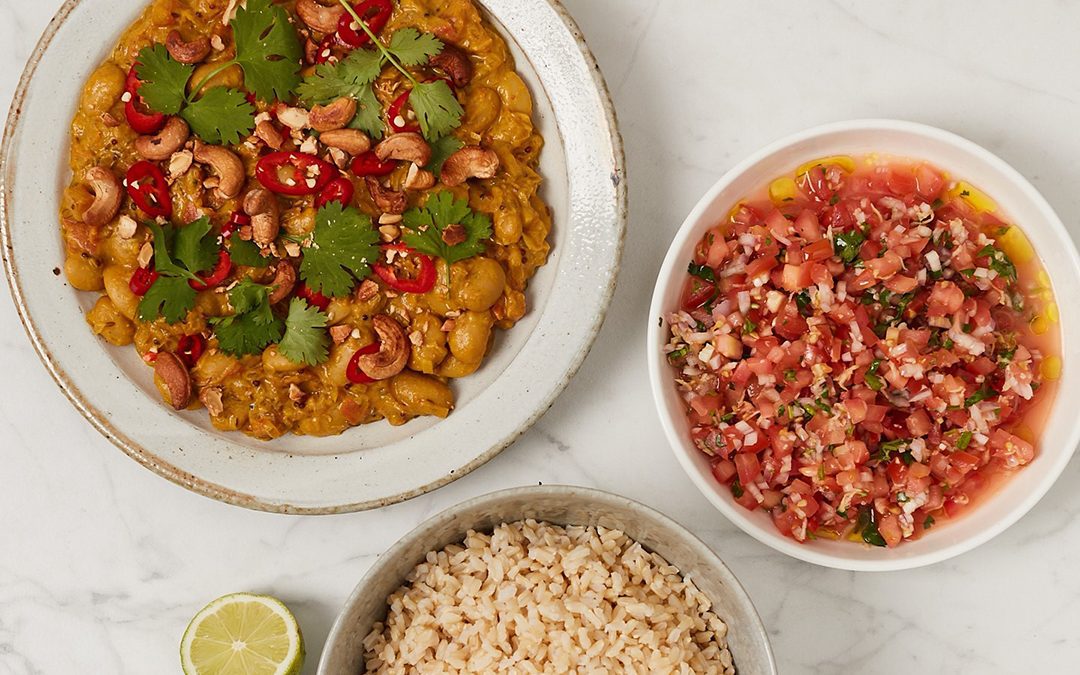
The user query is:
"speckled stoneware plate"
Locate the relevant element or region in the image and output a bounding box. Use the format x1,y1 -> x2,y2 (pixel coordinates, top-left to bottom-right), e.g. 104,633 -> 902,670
1,0 -> 625,513
319,485 -> 777,674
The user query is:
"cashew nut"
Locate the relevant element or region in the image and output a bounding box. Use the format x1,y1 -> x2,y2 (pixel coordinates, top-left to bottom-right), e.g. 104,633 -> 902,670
254,120 -> 284,150
155,351 -> 192,410
82,166 -> 122,228
296,0 -> 345,33
243,188 -> 281,246
166,30 -> 211,64
404,163 -> 435,190
429,45 -> 474,88
364,177 -> 407,215
309,97 -> 357,132
439,146 -> 500,187
375,132 -> 432,166
135,117 -> 190,161
193,141 -> 245,199
319,128 -> 371,155
356,315 -> 409,380
267,262 -> 297,304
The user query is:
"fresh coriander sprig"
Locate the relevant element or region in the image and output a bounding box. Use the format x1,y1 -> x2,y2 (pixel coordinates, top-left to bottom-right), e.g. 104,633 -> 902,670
402,191 -> 492,263
336,0 -> 463,139
135,0 -> 302,144
138,218 -> 218,324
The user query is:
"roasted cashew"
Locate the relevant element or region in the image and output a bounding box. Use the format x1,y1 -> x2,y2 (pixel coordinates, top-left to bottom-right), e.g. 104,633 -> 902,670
193,141 -> 244,199
356,315 -> 409,380
166,30 -> 211,64
155,351 -> 192,410
309,97 -> 357,132
296,0 -> 345,33
364,177 -> 407,215
439,146 -> 500,187
375,132 -> 431,166
82,166 -> 122,228
243,188 -> 281,246
254,120 -> 284,150
267,262 -> 297,304
429,45 -> 474,88
319,129 -> 371,155
404,163 -> 435,190
135,117 -> 190,161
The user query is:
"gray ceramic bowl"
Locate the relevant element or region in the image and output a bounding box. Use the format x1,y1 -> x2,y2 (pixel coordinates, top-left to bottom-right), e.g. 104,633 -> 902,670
319,485 -> 776,674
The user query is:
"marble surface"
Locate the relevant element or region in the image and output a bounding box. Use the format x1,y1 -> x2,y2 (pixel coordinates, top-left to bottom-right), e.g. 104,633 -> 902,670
3,1 -> 1080,673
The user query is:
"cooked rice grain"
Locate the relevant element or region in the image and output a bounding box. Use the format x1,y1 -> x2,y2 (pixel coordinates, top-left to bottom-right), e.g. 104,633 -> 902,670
362,520 -> 736,674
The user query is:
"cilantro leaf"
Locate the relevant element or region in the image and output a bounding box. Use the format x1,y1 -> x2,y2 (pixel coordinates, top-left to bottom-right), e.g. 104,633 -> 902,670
226,233 -> 270,268
426,135 -> 464,177
230,0 -> 303,102
181,87 -> 255,145
133,44 -> 193,115
173,217 -> 218,274
408,80 -> 463,140
387,28 -> 443,67
278,299 -> 330,366
297,48 -> 383,106
138,275 -> 197,324
834,230 -> 865,264
349,85 -> 384,139
212,279 -> 284,356
403,191 -> 492,264
146,222 -> 199,282
300,203 -> 380,297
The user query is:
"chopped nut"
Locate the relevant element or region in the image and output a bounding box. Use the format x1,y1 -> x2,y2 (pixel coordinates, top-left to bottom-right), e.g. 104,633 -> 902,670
276,106 -> 310,131
441,319 -> 456,332
137,242 -> 154,268
199,386 -> 224,416
378,224 -> 400,242
288,384 -> 307,403
327,147 -> 348,169
441,223 -> 467,246
117,215 -> 138,239
283,240 -> 302,257
299,135 -> 319,155
168,150 -> 194,179
255,121 -> 284,150
101,112 -> 120,127
408,330 -> 423,346
329,325 -> 352,344
210,34 -> 225,51
404,163 -> 435,190
378,213 -> 403,225
355,279 -> 379,302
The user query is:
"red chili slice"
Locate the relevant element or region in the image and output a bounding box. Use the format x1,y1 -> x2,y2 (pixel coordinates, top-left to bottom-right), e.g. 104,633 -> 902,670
372,243 -> 437,294
350,151 -> 396,177
124,66 -> 166,134
337,0 -> 393,48
346,342 -> 382,384
125,161 -> 173,219
188,250 -> 232,291
176,334 -> 206,368
296,282 -> 332,311
128,267 -> 159,296
221,210 -> 251,238
255,151 -> 340,196
315,176 -> 355,209
386,90 -> 420,134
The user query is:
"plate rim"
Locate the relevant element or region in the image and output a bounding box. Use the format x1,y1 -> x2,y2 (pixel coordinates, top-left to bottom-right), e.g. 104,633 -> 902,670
0,0 -> 627,514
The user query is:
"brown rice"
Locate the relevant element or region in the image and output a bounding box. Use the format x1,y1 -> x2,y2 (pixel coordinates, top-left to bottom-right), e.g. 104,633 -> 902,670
361,520 -> 736,673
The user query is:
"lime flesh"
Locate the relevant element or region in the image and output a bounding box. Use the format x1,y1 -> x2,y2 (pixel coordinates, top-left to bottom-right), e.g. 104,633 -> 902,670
180,593 -> 304,675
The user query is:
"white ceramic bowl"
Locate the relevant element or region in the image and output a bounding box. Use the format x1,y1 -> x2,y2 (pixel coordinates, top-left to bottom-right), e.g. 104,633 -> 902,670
1,0 -> 625,512
318,485 -> 776,674
648,119 -> 1080,571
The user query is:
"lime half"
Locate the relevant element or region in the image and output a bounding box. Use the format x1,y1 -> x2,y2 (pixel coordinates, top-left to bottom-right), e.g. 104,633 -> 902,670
180,593 -> 304,675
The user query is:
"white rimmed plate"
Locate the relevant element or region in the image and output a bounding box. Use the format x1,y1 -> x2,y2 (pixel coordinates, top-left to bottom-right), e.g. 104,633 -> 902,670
1,0 -> 625,513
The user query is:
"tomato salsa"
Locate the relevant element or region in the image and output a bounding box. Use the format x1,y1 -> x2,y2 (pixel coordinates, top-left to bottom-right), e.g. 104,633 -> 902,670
664,155 -> 1060,547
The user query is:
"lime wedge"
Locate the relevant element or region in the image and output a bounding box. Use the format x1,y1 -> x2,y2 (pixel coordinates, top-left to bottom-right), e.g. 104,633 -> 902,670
180,593 -> 304,675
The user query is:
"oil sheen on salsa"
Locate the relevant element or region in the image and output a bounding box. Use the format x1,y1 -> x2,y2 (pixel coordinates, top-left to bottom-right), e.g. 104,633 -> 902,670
664,155 -> 1060,547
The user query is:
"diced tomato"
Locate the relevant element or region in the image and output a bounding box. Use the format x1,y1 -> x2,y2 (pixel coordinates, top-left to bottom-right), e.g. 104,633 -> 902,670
711,459 -> 737,483
781,264 -> 813,291
927,281 -> 965,318
734,453 -> 762,485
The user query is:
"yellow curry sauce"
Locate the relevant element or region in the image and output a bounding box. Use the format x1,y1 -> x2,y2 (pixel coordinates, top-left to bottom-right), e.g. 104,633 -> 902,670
61,0 -> 551,439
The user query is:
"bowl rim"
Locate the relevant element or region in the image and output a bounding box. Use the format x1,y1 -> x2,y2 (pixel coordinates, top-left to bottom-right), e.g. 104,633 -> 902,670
318,484 -> 777,674
647,118 -> 1080,571
0,0 -> 627,514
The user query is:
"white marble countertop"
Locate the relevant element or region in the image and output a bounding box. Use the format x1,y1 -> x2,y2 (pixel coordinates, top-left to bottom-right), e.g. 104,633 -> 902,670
4,1 -> 1080,673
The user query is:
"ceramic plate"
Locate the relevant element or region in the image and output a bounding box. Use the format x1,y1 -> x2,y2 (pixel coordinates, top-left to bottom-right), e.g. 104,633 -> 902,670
1,0 -> 625,513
